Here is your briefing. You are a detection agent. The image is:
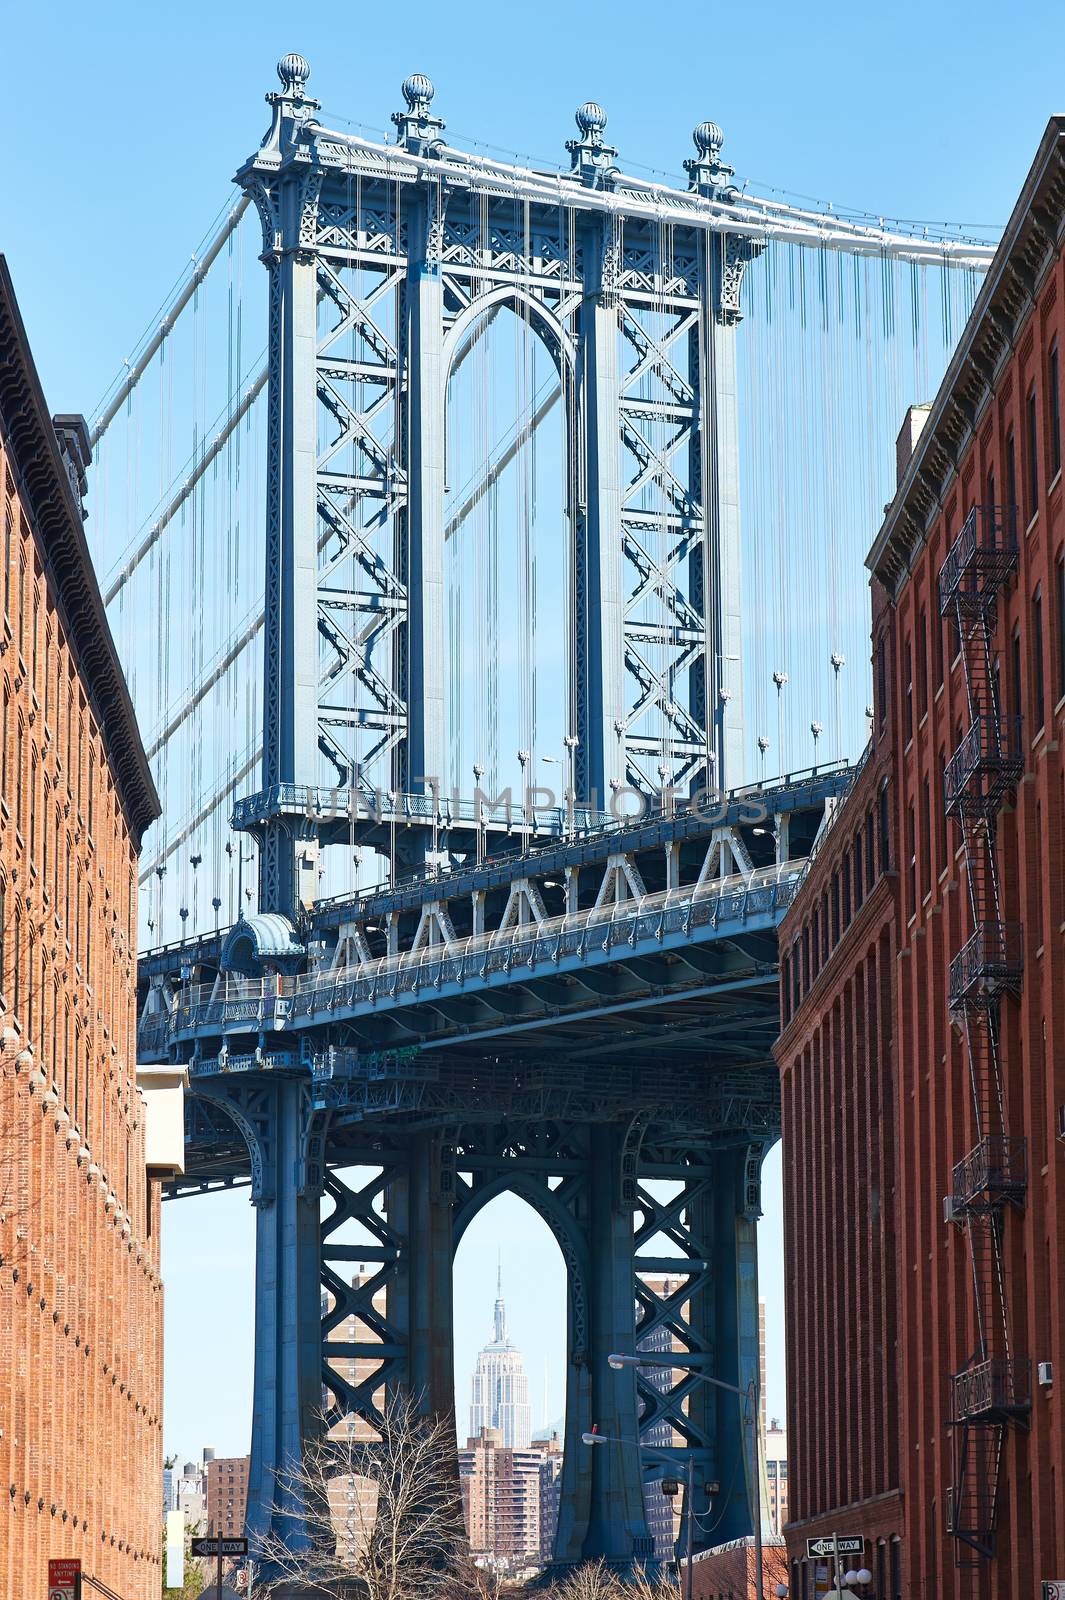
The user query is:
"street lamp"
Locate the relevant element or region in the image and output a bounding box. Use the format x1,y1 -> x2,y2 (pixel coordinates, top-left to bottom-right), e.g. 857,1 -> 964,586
607,1353 -> 764,1600
472,764 -> 485,864
517,749 -> 530,852
581,1431 -> 698,1600
564,734 -> 579,838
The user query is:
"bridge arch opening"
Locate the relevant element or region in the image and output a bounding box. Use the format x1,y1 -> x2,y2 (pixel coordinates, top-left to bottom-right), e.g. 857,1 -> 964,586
452,1186 -> 567,1567
443,298 -> 573,809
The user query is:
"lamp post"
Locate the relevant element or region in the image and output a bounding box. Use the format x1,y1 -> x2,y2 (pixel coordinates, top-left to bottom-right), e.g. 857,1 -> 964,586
472,763 -> 485,864
607,1353 -> 764,1600
564,733 -> 579,837
581,1431 -> 696,1600
517,749 -> 530,852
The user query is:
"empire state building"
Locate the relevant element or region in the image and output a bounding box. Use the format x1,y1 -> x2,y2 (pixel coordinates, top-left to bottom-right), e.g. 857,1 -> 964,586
468,1269 -> 532,1449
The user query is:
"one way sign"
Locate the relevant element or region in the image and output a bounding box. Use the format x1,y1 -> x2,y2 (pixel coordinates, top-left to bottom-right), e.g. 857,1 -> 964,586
806,1535 -> 865,1558
190,1536 -> 248,1558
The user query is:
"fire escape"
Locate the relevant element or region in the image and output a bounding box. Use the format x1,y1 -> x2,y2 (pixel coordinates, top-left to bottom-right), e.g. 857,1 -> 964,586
938,504 -> 1029,1564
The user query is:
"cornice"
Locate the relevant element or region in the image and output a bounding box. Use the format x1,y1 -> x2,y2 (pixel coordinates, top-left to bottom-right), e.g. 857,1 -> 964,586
0,259 -> 160,845
867,119 -> 1065,593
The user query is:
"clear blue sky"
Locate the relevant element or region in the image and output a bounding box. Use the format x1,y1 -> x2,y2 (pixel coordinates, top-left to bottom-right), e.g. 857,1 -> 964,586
4,0 -> 1063,1463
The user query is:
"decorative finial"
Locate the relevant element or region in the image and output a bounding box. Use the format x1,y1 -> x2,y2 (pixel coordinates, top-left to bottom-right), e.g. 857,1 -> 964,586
685,118 -> 740,202
575,102 -> 608,138
693,120 -> 724,157
392,71 -> 445,153
567,101 -> 618,187
403,72 -> 435,112
277,53 -> 311,99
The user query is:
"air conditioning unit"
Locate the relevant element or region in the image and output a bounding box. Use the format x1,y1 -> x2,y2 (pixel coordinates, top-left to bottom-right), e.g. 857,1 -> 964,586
1038,1361 -> 1054,1388
943,1195 -> 962,1225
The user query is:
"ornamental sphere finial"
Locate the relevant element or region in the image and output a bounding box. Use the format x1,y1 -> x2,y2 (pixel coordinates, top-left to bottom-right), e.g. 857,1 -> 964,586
575,101 -> 608,137
403,72 -> 435,111
693,120 -> 724,156
277,53 -> 311,94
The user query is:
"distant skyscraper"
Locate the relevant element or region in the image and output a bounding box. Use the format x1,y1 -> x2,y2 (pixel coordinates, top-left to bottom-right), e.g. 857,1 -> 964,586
469,1267 -> 532,1449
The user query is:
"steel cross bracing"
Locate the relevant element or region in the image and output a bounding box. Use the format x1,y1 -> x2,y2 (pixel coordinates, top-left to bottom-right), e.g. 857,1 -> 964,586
235,60 -> 768,915
144,765 -> 849,1575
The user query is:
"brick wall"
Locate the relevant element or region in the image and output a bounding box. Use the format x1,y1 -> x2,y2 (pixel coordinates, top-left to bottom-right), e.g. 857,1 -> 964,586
778,118 -> 1065,1599
0,366 -> 162,1587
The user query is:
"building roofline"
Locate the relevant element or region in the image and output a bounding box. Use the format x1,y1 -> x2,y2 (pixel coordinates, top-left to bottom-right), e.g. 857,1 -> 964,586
0,258 -> 160,844
867,116 -> 1065,589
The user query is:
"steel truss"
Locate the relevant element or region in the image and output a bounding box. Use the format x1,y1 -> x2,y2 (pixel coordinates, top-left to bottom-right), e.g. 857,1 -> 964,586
235,61 -> 760,913
180,1070 -> 770,1571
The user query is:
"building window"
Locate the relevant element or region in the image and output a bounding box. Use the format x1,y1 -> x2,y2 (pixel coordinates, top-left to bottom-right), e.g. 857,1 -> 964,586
938,746 -> 949,871
866,809 -> 876,889
1033,584 -> 1045,731
1006,426 -> 1018,518
879,782 -> 891,874
1057,550 -> 1065,703
1050,341 -> 1062,477
854,830 -> 864,909
1027,383 -> 1039,521
876,634 -> 887,729
917,605 -> 929,716
903,634 -> 913,742
907,803 -> 916,916
1012,625 -> 1023,726
921,777 -> 931,896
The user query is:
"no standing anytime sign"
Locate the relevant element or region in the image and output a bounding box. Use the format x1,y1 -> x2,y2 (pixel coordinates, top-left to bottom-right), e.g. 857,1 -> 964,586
48,1559 -> 81,1600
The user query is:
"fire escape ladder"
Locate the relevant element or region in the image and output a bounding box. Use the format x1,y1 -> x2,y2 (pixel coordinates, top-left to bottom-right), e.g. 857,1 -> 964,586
938,503 -> 1027,1565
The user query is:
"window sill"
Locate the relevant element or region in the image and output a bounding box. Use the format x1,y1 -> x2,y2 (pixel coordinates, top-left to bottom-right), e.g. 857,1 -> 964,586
1026,509 -> 1039,538
1048,466 -> 1063,501
1032,725 -> 1046,751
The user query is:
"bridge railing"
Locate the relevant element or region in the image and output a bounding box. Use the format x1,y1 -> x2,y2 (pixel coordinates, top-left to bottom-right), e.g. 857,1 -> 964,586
156,861 -> 804,1043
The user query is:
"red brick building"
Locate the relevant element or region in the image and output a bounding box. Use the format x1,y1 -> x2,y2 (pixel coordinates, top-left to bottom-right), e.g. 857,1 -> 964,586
0,261 -> 163,1595
206,1454 -> 250,1539
776,119 -> 1065,1597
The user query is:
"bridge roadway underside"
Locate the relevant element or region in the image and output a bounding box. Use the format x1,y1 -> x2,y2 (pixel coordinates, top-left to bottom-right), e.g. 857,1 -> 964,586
148,773 -> 849,1576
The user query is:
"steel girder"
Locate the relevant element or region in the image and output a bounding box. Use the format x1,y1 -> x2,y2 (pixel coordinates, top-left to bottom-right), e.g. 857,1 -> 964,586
178,1075 -> 771,1575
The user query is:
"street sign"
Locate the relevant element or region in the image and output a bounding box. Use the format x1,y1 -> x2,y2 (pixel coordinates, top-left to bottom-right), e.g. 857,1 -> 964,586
48,1558 -> 81,1600
191,1536 -> 249,1558
806,1535 -> 865,1559
1042,1584 -> 1065,1600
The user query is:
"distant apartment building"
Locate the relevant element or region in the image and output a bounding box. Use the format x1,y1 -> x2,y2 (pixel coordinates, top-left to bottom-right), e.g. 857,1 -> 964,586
530,1431 -> 563,1559
459,1426 -> 544,1572
764,1419 -> 788,1536
0,260 -> 166,1597
206,1454 -> 250,1538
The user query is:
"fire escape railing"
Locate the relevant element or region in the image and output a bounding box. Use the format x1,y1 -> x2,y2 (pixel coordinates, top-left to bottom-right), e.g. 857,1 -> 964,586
938,503 -> 1027,1568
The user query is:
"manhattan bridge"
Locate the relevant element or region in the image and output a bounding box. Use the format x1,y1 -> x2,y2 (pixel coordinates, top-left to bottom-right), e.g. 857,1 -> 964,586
87,57 -> 996,1574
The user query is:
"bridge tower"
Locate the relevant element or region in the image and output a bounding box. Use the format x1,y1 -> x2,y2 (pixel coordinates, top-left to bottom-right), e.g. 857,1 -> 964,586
174,57 -> 778,1584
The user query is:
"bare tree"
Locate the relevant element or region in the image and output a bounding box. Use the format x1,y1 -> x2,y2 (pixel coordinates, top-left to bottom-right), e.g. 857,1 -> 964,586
540,1560 -> 681,1600
256,1394 -> 466,1600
